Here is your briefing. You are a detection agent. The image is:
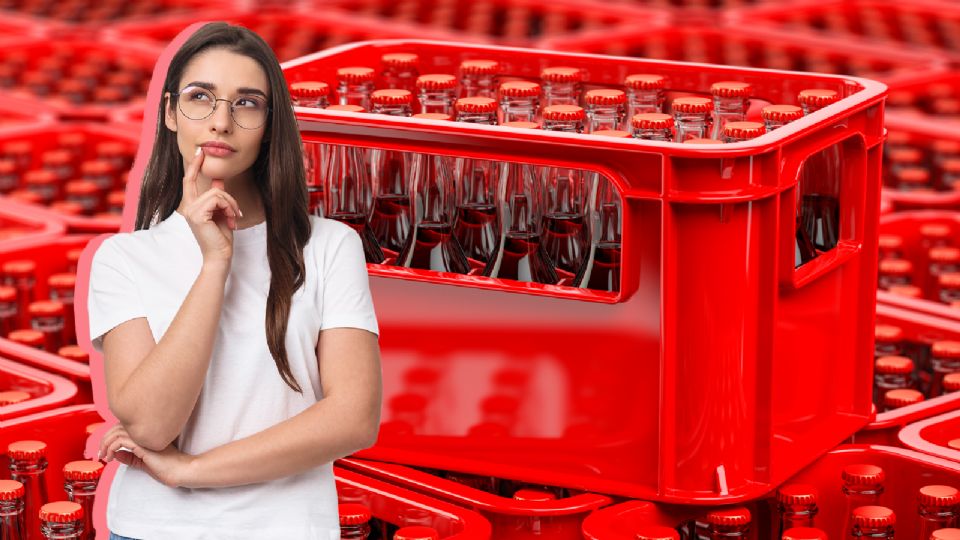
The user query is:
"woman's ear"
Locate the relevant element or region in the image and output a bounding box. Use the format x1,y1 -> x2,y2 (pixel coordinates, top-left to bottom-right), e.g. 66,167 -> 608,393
163,92 -> 178,133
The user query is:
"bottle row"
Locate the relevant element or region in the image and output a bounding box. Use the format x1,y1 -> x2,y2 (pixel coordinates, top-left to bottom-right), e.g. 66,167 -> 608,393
873,320 -> 960,409
878,229 -> 960,308
883,134 -> 960,194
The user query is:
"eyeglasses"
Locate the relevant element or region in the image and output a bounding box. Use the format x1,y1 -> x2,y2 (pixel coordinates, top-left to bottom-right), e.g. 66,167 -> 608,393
173,85 -> 270,130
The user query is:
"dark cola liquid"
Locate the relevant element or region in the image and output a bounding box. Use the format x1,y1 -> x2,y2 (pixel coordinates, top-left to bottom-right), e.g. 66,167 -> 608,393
578,243 -> 621,292
542,213 -> 589,274
484,233 -> 558,284
801,194 -> 839,252
397,222 -> 470,273
795,217 -> 818,268
331,213 -> 385,264
370,194 -> 411,253
454,204 -> 498,264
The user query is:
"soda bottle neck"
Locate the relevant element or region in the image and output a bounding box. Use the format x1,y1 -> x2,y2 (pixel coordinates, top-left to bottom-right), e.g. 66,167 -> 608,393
586,104 -> 624,132
627,89 -> 662,114
543,82 -> 580,107
632,127 -> 673,141
371,103 -> 412,116
501,96 -> 539,123
418,88 -> 455,115
456,111 -> 497,124
675,112 -> 710,140
713,96 -> 747,116
543,119 -> 583,133
461,75 -> 496,98
40,520 -> 83,539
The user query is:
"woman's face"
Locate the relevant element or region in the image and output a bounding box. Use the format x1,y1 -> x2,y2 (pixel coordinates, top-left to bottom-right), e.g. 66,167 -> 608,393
164,47 -> 270,183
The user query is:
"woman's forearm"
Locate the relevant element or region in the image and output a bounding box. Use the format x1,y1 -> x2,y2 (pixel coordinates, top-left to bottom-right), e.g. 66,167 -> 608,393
115,262 -> 229,451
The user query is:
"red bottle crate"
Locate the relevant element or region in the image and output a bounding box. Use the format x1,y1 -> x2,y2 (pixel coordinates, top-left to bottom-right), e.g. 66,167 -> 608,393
0,36 -> 159,122
0,198 -> 65,247
537,25 -> 947,84
851,302 -> 960,445
0,356 -> 78,420
726,0 -> 960,54
885,70 -> 960,119
581,445 -> 960,539
318,0 -> 666,47
900,408 -> 960,463
287,39 -> 884,503
882,113 -> 960,212
877,210 -> 960,321
0,123 -> 141,233
334,465 -> 493,538
0,0 -> 231,28
339,458 -> 612,540
0,94 -> 56,129
0,233 -> 99,403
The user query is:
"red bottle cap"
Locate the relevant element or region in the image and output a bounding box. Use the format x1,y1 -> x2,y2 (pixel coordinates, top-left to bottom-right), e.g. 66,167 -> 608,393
48,273 -> 77,289
289,81 -> 329,98
889,284 -> 923,298
66,180 -> 101,196
879,258 -> 912,276
624,74 -> 666,90
39,501 -> 83,523
108,190 -> 126,206
932,529 -> 960,540
512,488 -> 557,501
338,503 -> 372,525
930,246 -> 960,263
672,96 -> 713,114
413,113 -> 452,121
593,130 -> 632,138
920,223 -> 952,240
798,88 -> 840,108
541,66 -> 582,83
919,484 -> 960,507
42,149 -> 73,166
842,464 -> 885,485
499,80 -> 541,97
895,167 -> 930,185
416,74 -> 457,90
502,121 -> 539,129
781,527 -> 828,540
944,372 -> 960,392
710,81 -> 752,98
0,160 -> 16,175
705,507 -> 751,526
776,484 -> 818,505
0,391 -> 30,406
8,329 -> 44,347
851,505 -> 895,528
371,89 -> 412,105
542,104 -> 584,121
632,112 -> 673,130
723,121 -> 765,140
875,355 -> 914,375
49,201 -> 83,216
941,272 -> 960,288
456,96 -> 498,114
63,460 -> 105,481
460,59 -> 500,75
59,79 -> 89,96
24,169 -> 58,186
878,234 -> 903,250
382,52 -> 419,68
884,388 -> 923,408
7,440 -> 47,460
336,67 -> 375,83
394,526 -> 440,540
933,341 -> 960,359
874,324 -> 904,343
85,422 -> 105,436
761,104 -> 803,123
934,139 -> 960,154
29,300 -> 65,317
634,526 -> 679,540
59,345 -> 89,363
94,87 -> 126,102
0,479 -> 24,500
888,147 -> 923,164
684,138 -> 723,144
943,159 -> 960,174
96,141 -> 132,158
66,248 -> 83,265
0,285 -> 16,302
326,104 -> 365,112
585,88 -> 626,105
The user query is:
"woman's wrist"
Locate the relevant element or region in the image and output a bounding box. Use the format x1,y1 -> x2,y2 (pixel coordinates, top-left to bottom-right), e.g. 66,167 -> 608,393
200,259 -> 230,278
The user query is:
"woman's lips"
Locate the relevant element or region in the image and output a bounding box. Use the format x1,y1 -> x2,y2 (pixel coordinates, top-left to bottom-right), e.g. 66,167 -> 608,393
201,146 -> 235,158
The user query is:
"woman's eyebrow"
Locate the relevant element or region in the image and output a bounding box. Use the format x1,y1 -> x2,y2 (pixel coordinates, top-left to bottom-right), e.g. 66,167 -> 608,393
183,81 -> 268,98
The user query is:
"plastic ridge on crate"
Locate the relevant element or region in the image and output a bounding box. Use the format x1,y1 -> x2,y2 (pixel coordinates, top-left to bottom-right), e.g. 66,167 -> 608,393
851,303 -> 960,445
900,408 -> 960,463
0,0 -> 233,28
0,94 -> 57,129
885,70 -> 960,120
285,39 -> 884,502
537,24 -> 948,84
0,356 -> 78,421
0,198 -> 66,248
882,112 -> 960,212
339,457 -> 612,540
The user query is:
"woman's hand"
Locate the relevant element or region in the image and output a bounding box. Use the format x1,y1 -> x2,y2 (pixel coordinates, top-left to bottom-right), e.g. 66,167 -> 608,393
181,147 -> 243,268
99,424 -> 196,489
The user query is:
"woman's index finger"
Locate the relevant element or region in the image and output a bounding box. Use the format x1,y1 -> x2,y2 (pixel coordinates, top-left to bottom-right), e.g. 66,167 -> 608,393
183,147 -> 204,203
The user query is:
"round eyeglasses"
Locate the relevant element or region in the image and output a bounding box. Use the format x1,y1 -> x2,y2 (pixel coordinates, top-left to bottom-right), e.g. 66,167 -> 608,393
173,85 -> 270,130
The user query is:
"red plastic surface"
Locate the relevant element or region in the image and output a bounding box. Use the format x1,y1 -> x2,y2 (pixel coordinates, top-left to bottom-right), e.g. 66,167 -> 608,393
538,25 -> 947,83
852,303 -> 960,445
876,210 -> 960,321
0,234 -> 98,403
885,70 -> 960,118
334,465 -> 493,539
0,94 -> 56,129
0,198 -> 65,248
0,356 -> 78,420
882,113 -> 960,212
0,0 -> 230,26
286,39 -> 884,503
900,408 -> 960,463
339,458 -> 612,540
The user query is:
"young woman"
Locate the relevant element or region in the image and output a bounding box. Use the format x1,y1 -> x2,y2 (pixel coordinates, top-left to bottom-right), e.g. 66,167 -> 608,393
86,22 -> 382,539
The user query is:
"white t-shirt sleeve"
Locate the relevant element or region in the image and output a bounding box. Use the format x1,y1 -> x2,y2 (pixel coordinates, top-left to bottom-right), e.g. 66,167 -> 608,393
87,237 -> 147,353
319,227 -> 380,337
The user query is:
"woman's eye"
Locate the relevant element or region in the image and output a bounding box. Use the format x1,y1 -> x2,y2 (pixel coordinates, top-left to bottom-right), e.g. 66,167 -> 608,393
190,91 -> 211,101
236,97 -> 262,108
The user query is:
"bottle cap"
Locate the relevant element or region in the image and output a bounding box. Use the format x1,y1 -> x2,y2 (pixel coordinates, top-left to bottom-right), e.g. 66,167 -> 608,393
585,88 -> 626,105
776,484 -> 818,505
542,105 -> 585,122
326,104 -> 366,112
798,89 -> 840,108
781,527 -> 828,540
851,505 -> 895,528
874,355 -> 914,375
8,329 -> 44,347
920,223 -> 952,240
684,138 -> 723,144
0,391 -> 30,406
933,341 -> 960,359
941,272 -> 960,289
28,300 -> 65,317
632,113 -> 673,130
394,526 -> 441,540
48,273 -> 77,289
672,96 -> 713,114
289,81 -> 329,97
895,167 -> 930,185
710,81 -> 752,98
416,74 -> 457,90
58,346 -> 89,363
39,501 -> 83,523
761,104 -> 803,123
887,147 -> 923,164
338,503 -> 372,525
634,525 -> 680,540
80,160 -> 115,175
371,89 -> 412,105
7,440 -> 47,460
412,113 -> 452,121
919,484 -> 960,507
512,488 -> 557,501
878,234 -> 903,250
723,121 -> 765,140
336,67 -> 375,83
66,180 -> 101,196
502,121 -> 539,129
930,246 -> 960,263
460,59 -> 499,75
624,74 -> 666,90
874,324 -> 904,343
63,460 -> 105,481
455,96 -> 498,114
879,258 -> 912,276
382,52 -> 419,69
884,388 -> 924,408
0,480 -> 24,500
705,506 -> 750,526
541,66 -> 582,83
842,464 -> 885,485
24,169 -> 58,186
933,529 -> 960,540
499,81 -> 541,97
888,284 -> 923,299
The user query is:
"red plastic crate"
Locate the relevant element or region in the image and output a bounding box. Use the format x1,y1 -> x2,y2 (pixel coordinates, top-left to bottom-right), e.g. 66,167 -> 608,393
318,0 -> 666,46
0,356 -> 78,420
286,39 -> 884,503
0,233 -> 99,403
0,94 -> 56,129
0,123 -> 141,233
538,25 -> 947,84
885,70 -> 960,118
727,0 -> 960,54
851,302 -> 960,445
882,113 -> 960,212
339,458 -> 612,540
0,0 -> 232,27
900,408 -> 960,463
581,445 -> 960,539
0,36 -> 159,122
876,210 -> 960,321
0,198 -> 65,247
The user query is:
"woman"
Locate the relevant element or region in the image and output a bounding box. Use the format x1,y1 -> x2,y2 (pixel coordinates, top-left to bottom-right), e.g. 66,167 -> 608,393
86,22 -> 382,539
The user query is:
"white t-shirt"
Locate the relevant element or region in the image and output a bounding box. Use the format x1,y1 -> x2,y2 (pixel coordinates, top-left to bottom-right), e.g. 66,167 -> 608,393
86,209 -> 379,540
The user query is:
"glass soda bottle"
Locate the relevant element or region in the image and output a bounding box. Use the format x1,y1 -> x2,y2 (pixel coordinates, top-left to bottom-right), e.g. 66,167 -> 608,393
369,90 -> 415,256
624,73 -> 666,119
48,273 -> 77,346
39,501 -> 83,540
777,484 -> 819,535
722,121 -> 765,143
883,388 -> 923,411
29,300 -> 65,353
289,81 -> 329,108
878,259 -> 913,290
941,273 -> 960,305
781,527 -> 828,540
631,113 -> 674,141
453,97 -> 500,266
0,479 -> 25,540
541,67 -> 582,108
459,60 -> 499,99
2,259 -> 36,329
705,507 -> 751,538
874,355 -> 915,404
416,74 -> 457,116
574,173 -> 620,292
761,104 -> 803,131
798,88 -> 842,253
0,285 -> 17,337
324,144 -> 385,264
917,485 -> 960,540
336,67 -> 376,111
874,324 -> 905,358
841,464 -> 885,535
499,81 -> 541,124
339,503 -> 372,539
849,505 -> 895,539
7,441 -> 48,540
394,526 -> 440,540
381,53 -> 419,93
584,89 -> 626,133
931,341 -> 960,397
878,234 -> 905,260
62,461 -> 103,540
671,97 -> 713,142
710,81 -> 752,140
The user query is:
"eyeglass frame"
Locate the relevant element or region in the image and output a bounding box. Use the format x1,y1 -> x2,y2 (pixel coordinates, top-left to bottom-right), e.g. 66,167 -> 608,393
171,85 -> 272,130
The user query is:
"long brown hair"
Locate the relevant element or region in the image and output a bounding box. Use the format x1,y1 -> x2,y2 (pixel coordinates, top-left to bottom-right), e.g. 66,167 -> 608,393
135,22 -> 310,393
